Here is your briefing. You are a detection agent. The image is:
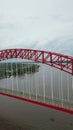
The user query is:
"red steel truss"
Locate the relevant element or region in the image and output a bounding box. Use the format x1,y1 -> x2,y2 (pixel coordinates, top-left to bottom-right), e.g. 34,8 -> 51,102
0,48 -> 73,75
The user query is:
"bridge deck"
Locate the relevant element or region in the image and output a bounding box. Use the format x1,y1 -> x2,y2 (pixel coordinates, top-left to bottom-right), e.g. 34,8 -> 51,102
0,88 -> 73,114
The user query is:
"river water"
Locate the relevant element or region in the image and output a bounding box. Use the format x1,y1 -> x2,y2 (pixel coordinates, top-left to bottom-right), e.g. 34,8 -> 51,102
0,63 -> 73,129
0,63 -> 73,103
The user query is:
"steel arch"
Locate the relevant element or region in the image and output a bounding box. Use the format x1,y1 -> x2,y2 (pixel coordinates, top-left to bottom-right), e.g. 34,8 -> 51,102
0,48 -> 73,75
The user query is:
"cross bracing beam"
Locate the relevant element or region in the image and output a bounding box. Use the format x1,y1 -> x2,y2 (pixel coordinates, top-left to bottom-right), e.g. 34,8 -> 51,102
0,48 -> 73,75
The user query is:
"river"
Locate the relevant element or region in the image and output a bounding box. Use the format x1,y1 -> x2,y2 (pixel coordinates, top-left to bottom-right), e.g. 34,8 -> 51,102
0,63 -> 73,103
0,63 -> 73,129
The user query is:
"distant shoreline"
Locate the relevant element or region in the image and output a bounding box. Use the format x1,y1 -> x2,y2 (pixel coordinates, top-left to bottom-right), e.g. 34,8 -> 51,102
0,62 -> 40,79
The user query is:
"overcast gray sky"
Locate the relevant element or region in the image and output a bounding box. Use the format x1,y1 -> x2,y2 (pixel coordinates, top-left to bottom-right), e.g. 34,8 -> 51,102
0,0 -> 73,55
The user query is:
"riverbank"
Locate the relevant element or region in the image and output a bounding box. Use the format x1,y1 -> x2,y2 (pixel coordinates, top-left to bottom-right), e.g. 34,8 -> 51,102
0,62 -> 40,79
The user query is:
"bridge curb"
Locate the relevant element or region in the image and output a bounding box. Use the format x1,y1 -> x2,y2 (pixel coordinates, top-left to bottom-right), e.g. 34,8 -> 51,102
0,92 -> 73,115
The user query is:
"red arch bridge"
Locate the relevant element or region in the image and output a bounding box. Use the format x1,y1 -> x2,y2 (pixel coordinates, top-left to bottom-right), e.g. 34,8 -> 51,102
0,48 -> 73,114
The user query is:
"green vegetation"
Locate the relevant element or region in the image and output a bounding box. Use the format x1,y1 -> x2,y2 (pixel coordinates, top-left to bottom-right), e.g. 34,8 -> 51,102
0,62 -> 40,79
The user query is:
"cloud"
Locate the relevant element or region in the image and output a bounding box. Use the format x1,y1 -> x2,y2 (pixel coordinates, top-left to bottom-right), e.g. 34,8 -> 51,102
0,0 -> 73,56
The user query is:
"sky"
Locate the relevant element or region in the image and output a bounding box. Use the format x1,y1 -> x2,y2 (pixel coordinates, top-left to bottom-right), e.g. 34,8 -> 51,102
0,0 -> 73,55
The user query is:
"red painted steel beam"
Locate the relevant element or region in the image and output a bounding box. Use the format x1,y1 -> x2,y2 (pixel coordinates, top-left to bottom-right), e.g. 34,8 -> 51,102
0,92 -> 73,115
0,48 -> 73,75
